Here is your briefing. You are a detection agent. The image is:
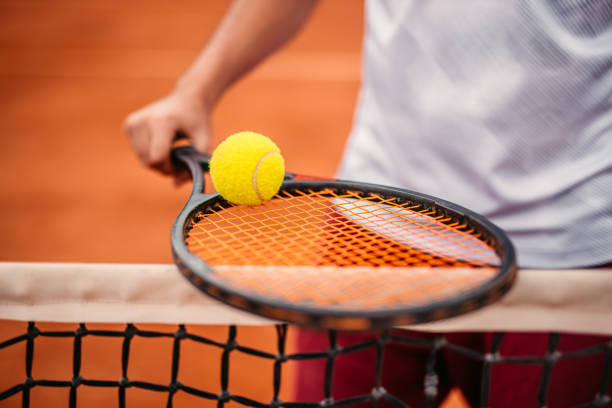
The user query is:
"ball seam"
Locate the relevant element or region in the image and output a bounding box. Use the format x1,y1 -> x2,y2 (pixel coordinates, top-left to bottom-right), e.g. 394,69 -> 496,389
253,151 -> 281,204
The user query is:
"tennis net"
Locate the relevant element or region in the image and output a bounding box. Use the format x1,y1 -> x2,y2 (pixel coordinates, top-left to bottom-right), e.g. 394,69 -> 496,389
1,263 -> 611,407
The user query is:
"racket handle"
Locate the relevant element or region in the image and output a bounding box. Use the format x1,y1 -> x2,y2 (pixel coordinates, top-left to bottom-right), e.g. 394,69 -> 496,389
171,145 -> 208,199
171,132 -> 211,173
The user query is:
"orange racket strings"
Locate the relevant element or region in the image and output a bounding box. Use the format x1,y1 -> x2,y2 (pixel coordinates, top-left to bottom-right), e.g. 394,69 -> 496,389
185,188 -> 500,309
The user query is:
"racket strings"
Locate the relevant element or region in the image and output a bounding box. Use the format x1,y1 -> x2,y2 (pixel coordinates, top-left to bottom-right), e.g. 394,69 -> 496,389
328,195 -> 495,265
183,188 -> 502,309
186,188 -> 497,268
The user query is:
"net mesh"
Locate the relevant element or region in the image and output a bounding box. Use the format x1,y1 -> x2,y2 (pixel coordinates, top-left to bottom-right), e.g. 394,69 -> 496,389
1,322 -> 610,408
185,188 -> 501,309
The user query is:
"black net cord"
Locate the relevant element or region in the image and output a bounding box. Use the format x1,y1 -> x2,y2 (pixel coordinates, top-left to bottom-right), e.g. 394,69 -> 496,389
323,330 -> 338,406
273,325 -> 288,406
166,325 -> 187,408
119,323 -> 136,408
479,332 -> 504,407
423,334 -> 444,408
596,343 -> 612,406
537,333 -> 561,407
372,330 -> 387,408
69,324 -> 85,408
218,325 -> 237,408
24,321 -> 38,408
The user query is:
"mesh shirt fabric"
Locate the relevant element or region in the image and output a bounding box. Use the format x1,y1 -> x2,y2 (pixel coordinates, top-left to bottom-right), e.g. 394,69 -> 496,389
338,0 -> 612,268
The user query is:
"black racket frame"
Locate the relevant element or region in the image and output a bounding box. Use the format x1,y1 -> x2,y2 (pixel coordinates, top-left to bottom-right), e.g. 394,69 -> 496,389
171,146 -> 517,330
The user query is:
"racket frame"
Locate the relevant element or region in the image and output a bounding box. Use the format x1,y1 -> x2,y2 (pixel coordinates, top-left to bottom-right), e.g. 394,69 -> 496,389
171,146 -> 517,330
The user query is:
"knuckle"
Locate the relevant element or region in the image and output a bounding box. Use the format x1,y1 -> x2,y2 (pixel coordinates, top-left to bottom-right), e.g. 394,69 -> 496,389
149,152 -> 165,165
151,111 -> 175,126
123,117 -> 135,133
149,145 -> 169,165
137,153 -> 151,167
123,113 -> 144,134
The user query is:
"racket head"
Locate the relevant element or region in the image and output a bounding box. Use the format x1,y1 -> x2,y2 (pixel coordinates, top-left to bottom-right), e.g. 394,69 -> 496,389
171,148 -> 517,330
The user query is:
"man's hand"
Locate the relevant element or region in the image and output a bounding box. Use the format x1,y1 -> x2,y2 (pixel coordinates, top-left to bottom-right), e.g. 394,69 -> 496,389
123,90 -> 211,180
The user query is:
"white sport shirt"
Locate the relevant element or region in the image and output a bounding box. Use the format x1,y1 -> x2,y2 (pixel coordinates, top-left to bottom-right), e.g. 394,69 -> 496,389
337,0 -> 612,268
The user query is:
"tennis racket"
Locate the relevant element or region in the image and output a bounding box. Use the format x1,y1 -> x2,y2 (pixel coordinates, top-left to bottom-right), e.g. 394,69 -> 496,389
171,145 -> 517,330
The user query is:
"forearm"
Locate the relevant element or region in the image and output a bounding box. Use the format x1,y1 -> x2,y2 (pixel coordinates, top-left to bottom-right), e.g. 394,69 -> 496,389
176,0 -> 319,107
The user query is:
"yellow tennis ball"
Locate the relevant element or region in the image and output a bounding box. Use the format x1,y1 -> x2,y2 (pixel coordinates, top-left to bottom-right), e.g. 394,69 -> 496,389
210,131 -> 285,206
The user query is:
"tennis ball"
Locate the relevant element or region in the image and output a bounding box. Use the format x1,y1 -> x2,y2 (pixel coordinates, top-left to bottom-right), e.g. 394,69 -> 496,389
210,131 -> 285,206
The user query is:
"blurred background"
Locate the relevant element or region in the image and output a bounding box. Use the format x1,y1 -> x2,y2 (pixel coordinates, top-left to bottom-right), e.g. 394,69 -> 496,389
0,1 -> 465,406
0,0 -> 361,263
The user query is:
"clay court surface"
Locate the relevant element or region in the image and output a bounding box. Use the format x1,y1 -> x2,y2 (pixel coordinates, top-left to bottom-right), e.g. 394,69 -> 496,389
0,1 -> 465,406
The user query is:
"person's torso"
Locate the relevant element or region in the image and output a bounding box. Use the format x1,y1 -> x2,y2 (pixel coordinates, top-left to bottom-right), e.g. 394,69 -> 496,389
338,0 -> 612,268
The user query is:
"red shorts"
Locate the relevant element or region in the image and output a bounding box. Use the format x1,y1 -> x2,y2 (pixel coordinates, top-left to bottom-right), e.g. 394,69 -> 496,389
294,329 -> 611,407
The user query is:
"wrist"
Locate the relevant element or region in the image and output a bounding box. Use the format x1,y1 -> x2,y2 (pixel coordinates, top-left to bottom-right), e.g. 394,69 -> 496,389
174,67 -> 223,112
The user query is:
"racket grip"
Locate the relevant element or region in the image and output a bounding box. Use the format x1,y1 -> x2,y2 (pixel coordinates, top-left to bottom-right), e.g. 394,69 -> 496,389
171,132 -> 211,173
171,147 -> 209,201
